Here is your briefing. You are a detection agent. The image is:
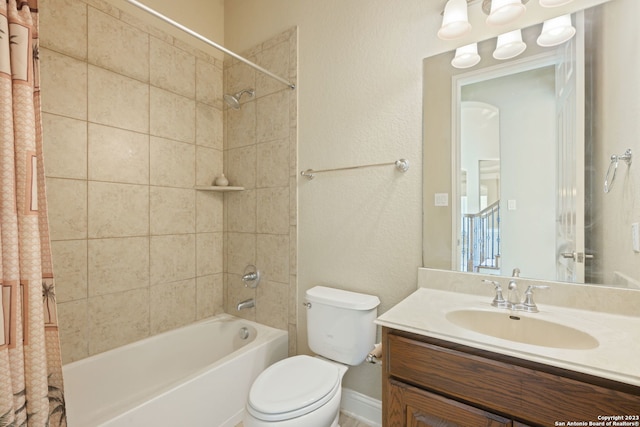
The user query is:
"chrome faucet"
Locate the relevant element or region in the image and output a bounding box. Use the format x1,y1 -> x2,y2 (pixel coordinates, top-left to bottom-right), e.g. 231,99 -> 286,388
482,276 -> 549,313
507,279 -> 522,309
237,298 -> 255,311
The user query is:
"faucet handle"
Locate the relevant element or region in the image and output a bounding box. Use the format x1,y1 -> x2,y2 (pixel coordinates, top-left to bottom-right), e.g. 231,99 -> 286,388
482,279 -> 509,309
521,285 -> 550,313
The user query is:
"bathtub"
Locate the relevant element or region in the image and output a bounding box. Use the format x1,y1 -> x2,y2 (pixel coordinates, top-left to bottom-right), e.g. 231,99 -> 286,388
62,314 -> 288,427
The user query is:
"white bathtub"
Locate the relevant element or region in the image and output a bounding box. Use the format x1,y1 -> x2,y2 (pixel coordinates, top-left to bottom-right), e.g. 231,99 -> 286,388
63,314 -> 288,427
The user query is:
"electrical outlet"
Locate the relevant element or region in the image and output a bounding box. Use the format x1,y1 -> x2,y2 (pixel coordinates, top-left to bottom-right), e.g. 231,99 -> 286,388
632,223 -> 640,253
434,193 -> 449,207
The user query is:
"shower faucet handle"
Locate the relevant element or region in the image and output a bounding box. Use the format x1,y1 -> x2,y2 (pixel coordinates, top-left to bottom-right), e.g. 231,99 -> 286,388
242,265 -> 261,288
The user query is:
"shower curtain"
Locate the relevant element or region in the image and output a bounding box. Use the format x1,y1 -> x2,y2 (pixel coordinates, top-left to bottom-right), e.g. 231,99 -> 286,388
0,0 -> 66,426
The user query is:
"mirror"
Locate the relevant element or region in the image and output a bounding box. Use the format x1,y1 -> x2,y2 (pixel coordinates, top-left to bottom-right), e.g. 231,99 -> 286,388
423,0 -> 640,289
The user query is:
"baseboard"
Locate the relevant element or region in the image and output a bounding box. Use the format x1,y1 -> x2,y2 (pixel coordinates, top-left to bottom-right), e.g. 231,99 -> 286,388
340,388 -> 382,427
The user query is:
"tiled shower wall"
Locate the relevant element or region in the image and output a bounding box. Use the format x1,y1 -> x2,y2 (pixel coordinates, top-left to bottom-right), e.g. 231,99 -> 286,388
40,0 -> 225,363
223,28 -> 298,355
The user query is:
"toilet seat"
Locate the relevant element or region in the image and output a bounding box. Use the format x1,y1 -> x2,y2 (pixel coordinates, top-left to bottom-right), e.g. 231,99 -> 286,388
247,355 -> 341,422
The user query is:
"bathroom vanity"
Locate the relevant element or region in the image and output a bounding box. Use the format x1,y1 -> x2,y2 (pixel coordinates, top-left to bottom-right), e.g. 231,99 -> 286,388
376,287 -> 640,426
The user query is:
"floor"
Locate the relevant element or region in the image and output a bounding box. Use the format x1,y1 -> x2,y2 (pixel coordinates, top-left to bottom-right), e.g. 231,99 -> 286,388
234,412 -> 373,427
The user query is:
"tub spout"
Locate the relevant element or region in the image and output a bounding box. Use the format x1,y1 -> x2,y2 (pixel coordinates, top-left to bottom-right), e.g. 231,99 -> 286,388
237,298 -> 255,311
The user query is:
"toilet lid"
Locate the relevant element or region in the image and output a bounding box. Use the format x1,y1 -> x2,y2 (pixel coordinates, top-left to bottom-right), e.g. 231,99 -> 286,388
247,355 -> 340,421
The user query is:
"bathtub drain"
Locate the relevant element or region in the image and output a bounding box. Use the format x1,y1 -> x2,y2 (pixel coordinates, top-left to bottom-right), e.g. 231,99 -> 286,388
239,327 -> 250,340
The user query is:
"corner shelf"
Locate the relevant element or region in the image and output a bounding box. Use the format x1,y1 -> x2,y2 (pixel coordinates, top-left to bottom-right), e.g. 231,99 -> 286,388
195,186 -> 245,192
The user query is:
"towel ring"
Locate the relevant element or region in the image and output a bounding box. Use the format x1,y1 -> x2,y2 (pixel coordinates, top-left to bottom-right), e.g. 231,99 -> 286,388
604,149 -> 632,193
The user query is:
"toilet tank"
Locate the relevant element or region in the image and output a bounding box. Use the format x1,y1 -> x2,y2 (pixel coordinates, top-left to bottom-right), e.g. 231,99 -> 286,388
305,286 -> 380,366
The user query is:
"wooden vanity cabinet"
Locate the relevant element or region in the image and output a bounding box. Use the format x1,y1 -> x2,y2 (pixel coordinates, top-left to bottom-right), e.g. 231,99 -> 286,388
382,327 -> 640,427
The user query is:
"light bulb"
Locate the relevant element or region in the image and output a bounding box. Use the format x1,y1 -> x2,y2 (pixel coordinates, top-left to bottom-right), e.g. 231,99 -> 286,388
451,43 -> 481,69
493,30 -> 527,60
438,0 -> 472,40
487,0 -> 526,26
537,15 -> 576,47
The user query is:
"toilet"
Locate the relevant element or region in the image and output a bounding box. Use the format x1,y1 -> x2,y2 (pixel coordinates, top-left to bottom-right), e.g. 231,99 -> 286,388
243,286 -> 380,427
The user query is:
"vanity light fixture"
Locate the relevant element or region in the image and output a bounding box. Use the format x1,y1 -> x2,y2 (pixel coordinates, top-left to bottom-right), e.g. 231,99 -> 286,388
439,0 -> 575,68
493,29 -> 527,60
486,0 -> 527,26
451,43 -> 482,68
536,14 -> 576,47
438,0 -> 473,40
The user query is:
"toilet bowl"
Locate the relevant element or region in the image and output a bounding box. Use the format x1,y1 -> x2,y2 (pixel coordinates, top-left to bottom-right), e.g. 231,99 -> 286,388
243,355 -> 348,427
243,286 -> 380,427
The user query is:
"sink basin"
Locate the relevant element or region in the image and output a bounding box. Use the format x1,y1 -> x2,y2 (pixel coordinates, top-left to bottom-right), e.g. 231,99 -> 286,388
445,309 -> 599,350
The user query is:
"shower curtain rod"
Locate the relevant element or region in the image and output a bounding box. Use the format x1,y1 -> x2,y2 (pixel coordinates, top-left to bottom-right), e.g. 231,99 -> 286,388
126,0 -> 296,90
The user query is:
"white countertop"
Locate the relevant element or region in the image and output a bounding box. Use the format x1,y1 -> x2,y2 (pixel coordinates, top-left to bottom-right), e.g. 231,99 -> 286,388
375,287 -> 640,387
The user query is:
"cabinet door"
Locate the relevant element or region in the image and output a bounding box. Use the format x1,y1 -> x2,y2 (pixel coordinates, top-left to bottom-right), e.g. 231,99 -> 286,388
389,380 -> 511,427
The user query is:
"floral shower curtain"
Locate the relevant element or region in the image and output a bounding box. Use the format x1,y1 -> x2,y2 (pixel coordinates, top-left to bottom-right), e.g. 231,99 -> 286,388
0,0 -> 66,426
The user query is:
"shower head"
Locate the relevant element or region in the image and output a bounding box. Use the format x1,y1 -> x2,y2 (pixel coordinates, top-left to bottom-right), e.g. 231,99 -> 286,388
224,89 -> 255,110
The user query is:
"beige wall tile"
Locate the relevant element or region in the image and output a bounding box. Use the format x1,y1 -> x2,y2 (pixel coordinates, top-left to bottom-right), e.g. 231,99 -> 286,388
51,239 -> 88,303
42,113 -> 87,180
226,273 -> 256,320
149,187 -> 195,235
226,232 -> 256,275
197,232 -> 223,276
256,280 -> 289,329
88,288 -> 150,355
257,234 -> 289,284
196,274 -> 224,319
290,225 -> 297,278
225,61 -> 256,97
88,7 -> 149,82
196,102 -> 223,150
88,181 -> 149,238
47,178 -> 87,241
57,299 -> 89,364
288,323 -> 297,357
40,49 -> 87,120
150,234 -> 196,284
226,102 -> 256,149
150,137 -> 196,188
40,0 -> 88,60
150,279 -> 196,334
88,237 -> 150,296
196,146 -> 223,187
289,274 -> 297,325
257,91 -> 289,143
289,128 -> 298,178
257,187 -> 289,234
196,191 -> 223,233
150,87 -> 196,143
150,38 -> 195,98
226,145 -> 256,189
257,139 -> 289,188
88,124 -> 149,185
289,176 -> 297,226
196,58 -> 223,107
88,66 -> 149,133
226,190 -> 256,233
223,28 -> 297,338
43,0 -> 229,361
256,42 -> 290,97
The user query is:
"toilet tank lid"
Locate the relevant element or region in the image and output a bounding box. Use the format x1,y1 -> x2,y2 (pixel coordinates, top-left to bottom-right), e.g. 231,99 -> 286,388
306,286 -> 380,310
